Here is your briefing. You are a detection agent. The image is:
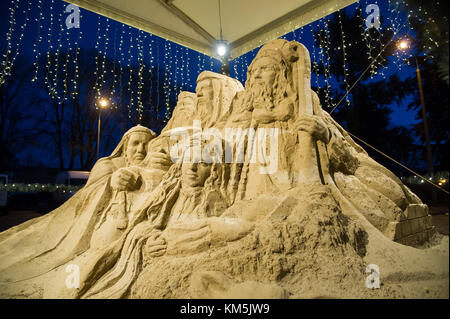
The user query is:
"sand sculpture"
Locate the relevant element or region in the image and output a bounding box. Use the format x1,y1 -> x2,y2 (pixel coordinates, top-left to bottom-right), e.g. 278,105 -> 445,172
0,39 -> 447,299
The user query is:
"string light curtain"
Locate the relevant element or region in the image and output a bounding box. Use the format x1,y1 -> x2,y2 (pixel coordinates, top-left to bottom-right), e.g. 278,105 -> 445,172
0,0 -> 443,120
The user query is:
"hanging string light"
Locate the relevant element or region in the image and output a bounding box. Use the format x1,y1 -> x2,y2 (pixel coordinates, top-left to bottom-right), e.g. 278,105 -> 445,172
357,2 -> 376,76
185,46 -> 191,91
174,43 -> 180,95
417,3 -> 441,61
309,23 -> 321,89
49,2 -> 66,104
93,16 -> 112,106
70,17 -> 82,100
146,32 -> 155,112
110,23 -> 118,109
103,18 -> 112,90
44,0 -> 55,98
1,0 -> 20,85
390,0 -> 412,70
31,0 -> 44,82
163,40 -> 170,121
180,46 -> 185,90
1,0 -> 32,86
127,26 -> 135,120
209,56 -> 214,71
197,51 -> 202,78
371,1 -> 386,78
118,23 -> 126,109
93,14 -> 102,100
136,29 -> 145,122
155,36 -> 161,116
337,10 -> 351,108
98,18 -> 111,102
62,6 -> 76,103
201,52 -> 207,73
317,17 -> 334,109
232,56 -> 239,80
11,0 -> 33,74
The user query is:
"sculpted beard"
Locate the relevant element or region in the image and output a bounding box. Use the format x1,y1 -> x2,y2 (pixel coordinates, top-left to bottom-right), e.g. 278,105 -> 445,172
245,80 -> 275,112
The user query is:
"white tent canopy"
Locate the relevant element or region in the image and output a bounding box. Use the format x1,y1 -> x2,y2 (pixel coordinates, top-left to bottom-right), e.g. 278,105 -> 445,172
65,0 -> 358,59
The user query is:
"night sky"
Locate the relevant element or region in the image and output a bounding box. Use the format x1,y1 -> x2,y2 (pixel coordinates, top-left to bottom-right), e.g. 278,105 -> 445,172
0,0 -> 421,168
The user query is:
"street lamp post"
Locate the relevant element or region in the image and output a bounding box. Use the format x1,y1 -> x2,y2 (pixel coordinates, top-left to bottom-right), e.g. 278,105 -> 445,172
96,98 -> 109,160
398,40 -> 436,201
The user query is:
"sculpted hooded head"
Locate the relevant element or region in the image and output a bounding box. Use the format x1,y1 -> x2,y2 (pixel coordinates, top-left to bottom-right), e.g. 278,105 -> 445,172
195,71 -> 244,127
108,125 -> 157,166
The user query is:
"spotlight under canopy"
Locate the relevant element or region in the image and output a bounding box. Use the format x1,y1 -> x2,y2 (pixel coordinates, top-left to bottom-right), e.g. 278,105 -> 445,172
216,41 -> 228,58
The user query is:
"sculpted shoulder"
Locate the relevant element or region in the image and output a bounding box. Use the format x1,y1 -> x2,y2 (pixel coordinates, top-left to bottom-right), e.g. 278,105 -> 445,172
85,157 -> 121,186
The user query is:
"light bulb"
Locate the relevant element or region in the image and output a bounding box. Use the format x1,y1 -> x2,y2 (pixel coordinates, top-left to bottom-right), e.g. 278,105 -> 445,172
216,43 -> 228,57
398,40 -> 409,50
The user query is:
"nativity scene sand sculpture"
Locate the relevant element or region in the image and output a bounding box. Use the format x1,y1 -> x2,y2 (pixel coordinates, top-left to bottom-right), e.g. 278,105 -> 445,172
0,39 -> 448,299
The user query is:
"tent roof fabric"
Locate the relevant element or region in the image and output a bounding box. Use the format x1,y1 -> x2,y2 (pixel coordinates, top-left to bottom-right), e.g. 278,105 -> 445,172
65,0 -> 358,59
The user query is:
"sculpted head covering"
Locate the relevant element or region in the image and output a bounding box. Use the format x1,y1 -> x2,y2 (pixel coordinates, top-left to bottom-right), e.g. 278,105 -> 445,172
161,91 -> 196,133
195,71 -> 244,127
101,125 -> 157,163
245,39 -> 312,120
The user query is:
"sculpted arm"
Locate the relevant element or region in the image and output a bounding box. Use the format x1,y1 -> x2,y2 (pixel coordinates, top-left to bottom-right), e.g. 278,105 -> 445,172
161,218 -> 254,256
85,160 -> 116,187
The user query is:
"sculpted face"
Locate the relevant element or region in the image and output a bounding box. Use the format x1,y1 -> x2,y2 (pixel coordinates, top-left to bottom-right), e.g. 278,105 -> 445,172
250,57 -> 277,88
246,57 -> 279,114
181,161 -> 211,188
177,95 -> 195,113
171,94 -> 196,129
246,54 -> 293,123
125,132 -> 151,165
196,79 -> 214,116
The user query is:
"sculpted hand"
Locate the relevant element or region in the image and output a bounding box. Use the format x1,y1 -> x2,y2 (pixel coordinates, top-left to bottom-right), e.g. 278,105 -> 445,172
110,167 -> 139,191
144,230 -> 167,258
295,114 -> 330,143
165,218 -> 254,255
165,220 -> 212,255
148,149 -> 173,170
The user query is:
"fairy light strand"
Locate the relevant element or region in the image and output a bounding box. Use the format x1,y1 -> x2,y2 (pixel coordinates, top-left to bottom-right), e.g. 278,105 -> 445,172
31,0 -> 44,82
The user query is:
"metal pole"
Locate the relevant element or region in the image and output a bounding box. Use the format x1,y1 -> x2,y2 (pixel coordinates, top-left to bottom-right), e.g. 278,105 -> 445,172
97,110 -> 101,160
415,57 -> 436,202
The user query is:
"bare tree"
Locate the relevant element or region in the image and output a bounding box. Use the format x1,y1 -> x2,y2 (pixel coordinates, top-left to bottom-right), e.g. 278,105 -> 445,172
37,49 -> 118,170
0,57 -> 46,171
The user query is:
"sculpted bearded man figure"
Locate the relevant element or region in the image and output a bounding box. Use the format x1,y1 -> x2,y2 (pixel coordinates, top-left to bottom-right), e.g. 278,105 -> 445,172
228,40 -> 330,200
233,39 -> 425,239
